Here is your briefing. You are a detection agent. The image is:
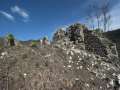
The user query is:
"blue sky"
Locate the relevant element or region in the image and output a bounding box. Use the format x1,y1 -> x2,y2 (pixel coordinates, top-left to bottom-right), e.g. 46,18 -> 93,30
0,0 -> 120,40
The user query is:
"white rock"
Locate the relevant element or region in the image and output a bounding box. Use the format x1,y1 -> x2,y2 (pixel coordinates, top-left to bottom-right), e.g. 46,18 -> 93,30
92,63 -> 94,66
109,79 -> 114,86
112,73 -> 116,76
68,60 -> 72,63
100,86 -> 102,89
23,73 -> 27,77
0,56 -> 4,59
91,77 -> 94,80
84,52 -> 88,56
75,78 -> 79,81
44,54 -> 51,57
80,66 -> 83,69
117,74 -> 120,79
70,51 -> 74,56
107,84 -> 110,88
119,80 -> 120,84
79,58 -> 82,61
88,54 -> 91,57
101,74 -> 106,79
87,67 -> 90,71
63,66 -> 66,68
1,51 -> 8,56
92,55 -> 96,59
69,56 -> 72,60
85,83 -> 89,87
71,46 -> 75,49
71,49 -> 81,53
106,67 -> 110,70
67,65 -> 72,68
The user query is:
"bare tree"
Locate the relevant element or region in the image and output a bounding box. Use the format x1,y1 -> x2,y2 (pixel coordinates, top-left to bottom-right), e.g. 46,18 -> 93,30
92,4 -> 101,29
100,0 -> 111,32
86,3 -> 102,30
87,0 -> 111,32
96,12 -> 101,29
86,14 -> 95,30
86,5 -> 96,30
107,14 -> 111,31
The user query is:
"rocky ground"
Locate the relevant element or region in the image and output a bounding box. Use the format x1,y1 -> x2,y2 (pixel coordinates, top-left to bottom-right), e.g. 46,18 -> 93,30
0,43 -> 120,90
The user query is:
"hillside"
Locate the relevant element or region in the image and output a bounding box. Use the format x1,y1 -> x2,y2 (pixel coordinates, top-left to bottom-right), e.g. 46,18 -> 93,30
105,29 -> 120,58
0,23 -> 120,90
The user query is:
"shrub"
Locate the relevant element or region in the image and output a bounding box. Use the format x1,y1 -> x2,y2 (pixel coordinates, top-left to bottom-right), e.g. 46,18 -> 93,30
6,34 -> 15,46
43,36 -> 48,41
30,40 -> 37,47
42,36 -> 50,45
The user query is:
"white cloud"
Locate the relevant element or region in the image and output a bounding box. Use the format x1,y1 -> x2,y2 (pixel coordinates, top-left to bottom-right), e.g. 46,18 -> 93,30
110,3 -> 120,29
0,11 -> 15,21
11,6 -> 29,22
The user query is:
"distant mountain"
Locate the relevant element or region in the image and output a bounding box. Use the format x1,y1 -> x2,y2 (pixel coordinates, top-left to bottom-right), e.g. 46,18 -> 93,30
105,29 -> 120,58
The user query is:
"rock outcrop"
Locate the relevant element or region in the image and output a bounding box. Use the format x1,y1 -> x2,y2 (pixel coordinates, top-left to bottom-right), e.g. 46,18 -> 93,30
53,23 -> 118,58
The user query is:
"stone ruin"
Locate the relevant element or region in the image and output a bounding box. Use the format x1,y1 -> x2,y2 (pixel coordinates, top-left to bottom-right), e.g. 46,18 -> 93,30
0,37 -> 18,47
0,37 -> 8,47
53,23 -> 118,58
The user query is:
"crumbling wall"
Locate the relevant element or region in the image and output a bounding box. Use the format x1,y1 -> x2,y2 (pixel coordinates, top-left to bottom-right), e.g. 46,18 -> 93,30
0,38 -> 8,48
84,30 -> 108,57
53,23 -> 118,58
84,30 -> 118,58
53,29 -> 66,42
65,23 -> 85,50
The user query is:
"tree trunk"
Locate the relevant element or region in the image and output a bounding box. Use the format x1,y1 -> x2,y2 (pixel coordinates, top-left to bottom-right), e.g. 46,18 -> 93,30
9,39 -> 15,46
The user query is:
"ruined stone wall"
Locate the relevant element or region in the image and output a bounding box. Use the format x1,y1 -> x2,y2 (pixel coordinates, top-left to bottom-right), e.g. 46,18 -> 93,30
52,23 -> 118,58
0,38 -> 8,48
84,30 -> 108,57
53,29 -> 66,42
